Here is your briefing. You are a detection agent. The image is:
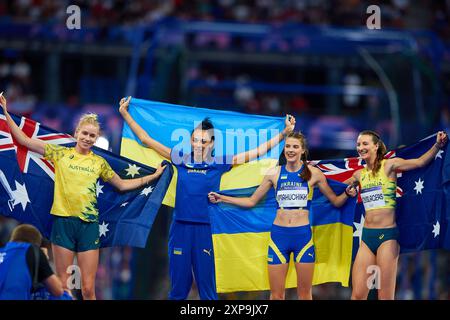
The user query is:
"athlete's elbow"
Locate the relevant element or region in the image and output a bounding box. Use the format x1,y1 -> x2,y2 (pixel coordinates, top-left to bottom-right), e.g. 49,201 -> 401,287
114,180 -> 127,192
141,137 -> 152,148
332,197 -> 344,208
331,200 -> 340,208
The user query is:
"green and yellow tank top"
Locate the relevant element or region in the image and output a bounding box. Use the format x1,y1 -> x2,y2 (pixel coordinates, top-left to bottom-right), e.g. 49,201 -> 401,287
359,159 -> 396,211
44,144 -> 115,222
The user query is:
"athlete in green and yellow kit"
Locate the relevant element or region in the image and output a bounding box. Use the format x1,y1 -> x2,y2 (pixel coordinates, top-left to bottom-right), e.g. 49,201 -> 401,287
345,130 -> 448,300
1,94 -> 166,300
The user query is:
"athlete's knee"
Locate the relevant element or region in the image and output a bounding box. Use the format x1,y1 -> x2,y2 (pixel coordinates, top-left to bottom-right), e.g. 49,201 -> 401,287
81,283 -> 96,300
298,287 -> 312,300
351,289 -> 368,300
377,290 -> 395,300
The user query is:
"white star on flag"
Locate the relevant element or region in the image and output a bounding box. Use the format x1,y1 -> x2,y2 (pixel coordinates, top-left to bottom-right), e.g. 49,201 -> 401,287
413,178 -> 424,194
96,181 -> 104,197
435,149 -> 443,160
353,215 -> 365,245
10,182 -> 31,211
0,170 -> 31,211
432,221 -> 440,238
141,186 -> 154,197
120,202 -> 129,207
125,164 -> 141,178
99,221 -> 109,237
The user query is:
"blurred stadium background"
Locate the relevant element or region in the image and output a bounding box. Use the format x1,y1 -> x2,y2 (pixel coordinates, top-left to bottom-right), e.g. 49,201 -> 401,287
0,0 -> 449,299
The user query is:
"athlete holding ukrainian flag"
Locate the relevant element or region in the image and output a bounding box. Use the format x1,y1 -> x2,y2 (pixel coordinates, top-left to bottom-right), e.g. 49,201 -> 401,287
345,130 -> 448,300
1,93 -> 166,300
208,132 -> 357,300
118,96 -> 296,300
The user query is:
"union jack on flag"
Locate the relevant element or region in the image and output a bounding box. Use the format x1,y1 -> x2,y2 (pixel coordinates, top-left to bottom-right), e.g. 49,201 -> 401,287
0,113 -> 75,179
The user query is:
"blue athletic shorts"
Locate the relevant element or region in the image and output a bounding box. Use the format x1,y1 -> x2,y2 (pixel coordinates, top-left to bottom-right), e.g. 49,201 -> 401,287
268,224 -> 315,265
362,226 -> 399,255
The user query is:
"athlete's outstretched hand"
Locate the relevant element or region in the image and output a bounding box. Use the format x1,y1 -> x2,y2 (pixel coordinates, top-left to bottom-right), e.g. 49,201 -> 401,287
119,96 -> 131,115
0,92 -> 7,113
208,192 -> 223,204
436,131 -> 448,148
345,184 -> 358,197
283,114 -> 296,136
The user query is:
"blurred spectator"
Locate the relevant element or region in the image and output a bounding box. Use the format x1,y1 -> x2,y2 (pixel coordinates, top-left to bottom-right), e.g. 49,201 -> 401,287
0,0 -> 447,42
0,58 -> 35,117
438,104 -> 450,133
290,95 -> 309,114
343,73 -> 362,108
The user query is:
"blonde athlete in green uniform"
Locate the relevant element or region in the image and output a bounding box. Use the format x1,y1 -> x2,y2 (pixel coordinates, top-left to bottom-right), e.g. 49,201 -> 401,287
1,94 -> 165,300
344,130 -> 448,300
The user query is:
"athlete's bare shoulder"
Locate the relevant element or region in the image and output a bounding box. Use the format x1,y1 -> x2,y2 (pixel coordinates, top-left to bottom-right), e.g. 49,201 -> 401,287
266,165 -> 281,179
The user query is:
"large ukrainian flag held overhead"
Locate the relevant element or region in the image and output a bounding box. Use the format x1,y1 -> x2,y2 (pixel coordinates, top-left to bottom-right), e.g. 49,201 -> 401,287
209,180 -> 356,293
120,98 -> 285,207
120,98 -> 355,292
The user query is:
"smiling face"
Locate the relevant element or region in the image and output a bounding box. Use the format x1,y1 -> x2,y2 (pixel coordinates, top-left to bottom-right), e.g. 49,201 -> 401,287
75,124 -> 99,152
284,137 -> 304,164
356,134 -> 378,161
191,128 -> 214,160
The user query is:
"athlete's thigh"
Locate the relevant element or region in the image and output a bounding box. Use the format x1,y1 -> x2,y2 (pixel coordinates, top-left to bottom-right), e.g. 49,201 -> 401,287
376,240 -> 399,300
268,263 -> 289,298
351,242 -> 376,299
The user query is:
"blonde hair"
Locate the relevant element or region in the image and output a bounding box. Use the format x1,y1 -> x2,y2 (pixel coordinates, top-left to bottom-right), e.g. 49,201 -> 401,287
74,113 -> 100,138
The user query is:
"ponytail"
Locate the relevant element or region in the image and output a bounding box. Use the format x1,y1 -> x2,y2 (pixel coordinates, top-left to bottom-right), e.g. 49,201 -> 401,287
300,150 -> 311,181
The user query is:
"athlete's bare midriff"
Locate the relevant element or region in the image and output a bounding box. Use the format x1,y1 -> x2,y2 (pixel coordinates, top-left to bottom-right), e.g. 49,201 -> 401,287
274,209 -> 309,227
364,208 -> 396,229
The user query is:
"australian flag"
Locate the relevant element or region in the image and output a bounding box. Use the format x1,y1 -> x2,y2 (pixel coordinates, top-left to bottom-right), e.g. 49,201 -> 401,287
0,111 -> 172,248
310,133 -> 449,257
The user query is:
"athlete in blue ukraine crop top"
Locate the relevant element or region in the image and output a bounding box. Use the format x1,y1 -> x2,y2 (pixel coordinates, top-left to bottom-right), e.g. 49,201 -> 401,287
275,165 -> 313,211
209,132 -> 356,300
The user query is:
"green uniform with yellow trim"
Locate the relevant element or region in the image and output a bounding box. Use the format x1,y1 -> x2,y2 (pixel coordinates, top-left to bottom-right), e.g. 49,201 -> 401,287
44,144 -> 115,252
359,159 -> 399,254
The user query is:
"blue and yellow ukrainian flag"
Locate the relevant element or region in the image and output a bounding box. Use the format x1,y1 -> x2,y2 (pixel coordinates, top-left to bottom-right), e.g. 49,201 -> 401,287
120,98 -> 285,207
120,98 -> 355,292
208,180 -> 356,293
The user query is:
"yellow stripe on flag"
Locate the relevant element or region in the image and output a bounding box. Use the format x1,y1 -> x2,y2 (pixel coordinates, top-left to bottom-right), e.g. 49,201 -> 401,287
121,137 -> 177,207
312,223 -> 353,287
212,231 -> 298,293
212,223 -> 353,293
